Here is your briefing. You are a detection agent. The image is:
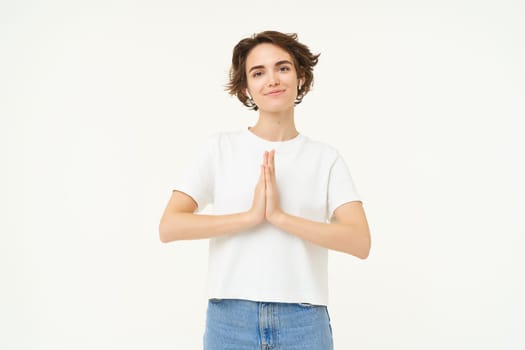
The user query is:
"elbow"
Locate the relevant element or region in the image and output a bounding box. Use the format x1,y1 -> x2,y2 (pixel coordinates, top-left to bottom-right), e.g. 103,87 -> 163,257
358,232 -> 372,259
158,223 -> 169,243
159,234 -> 169,244
350,229 -> 371,259
158,221 -> 179,243
356,247 -> 370,260
159,212 -> 190,243
342,241 -> 370,259
353,246 -> 370,260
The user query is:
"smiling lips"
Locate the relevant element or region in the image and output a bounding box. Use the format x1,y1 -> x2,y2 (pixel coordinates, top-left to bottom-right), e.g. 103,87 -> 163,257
264,89 -> 285,96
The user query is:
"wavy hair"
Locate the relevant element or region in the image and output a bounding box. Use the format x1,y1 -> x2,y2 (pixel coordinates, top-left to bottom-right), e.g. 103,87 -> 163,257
226,31 -> 320,110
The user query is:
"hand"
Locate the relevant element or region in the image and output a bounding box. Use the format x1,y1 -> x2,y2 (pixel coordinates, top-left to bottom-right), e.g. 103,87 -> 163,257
247,153 -> 266,225
264,150 -> 284,224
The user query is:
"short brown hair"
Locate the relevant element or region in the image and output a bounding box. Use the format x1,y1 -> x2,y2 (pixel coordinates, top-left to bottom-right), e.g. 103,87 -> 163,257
227,31 -> 320,110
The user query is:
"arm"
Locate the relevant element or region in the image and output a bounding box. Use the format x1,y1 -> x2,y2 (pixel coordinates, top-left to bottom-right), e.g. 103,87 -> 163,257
264,150 -> 371,258
269,201 -> 371,258
159,165 -> 266,243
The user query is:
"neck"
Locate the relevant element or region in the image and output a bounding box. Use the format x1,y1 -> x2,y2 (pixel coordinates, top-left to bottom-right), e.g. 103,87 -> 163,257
249,108 -> 298,142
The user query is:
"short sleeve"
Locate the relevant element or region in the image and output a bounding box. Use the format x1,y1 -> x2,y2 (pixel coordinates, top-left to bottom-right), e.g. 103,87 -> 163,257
327,153 -> 361,219
172,134 -> 217,212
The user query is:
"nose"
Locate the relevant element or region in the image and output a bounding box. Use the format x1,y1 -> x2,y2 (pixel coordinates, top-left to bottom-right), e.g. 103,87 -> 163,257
267,72 -> 280,87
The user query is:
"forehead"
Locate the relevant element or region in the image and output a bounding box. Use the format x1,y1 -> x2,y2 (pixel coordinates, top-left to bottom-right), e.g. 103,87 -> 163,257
246,43 -> 294,69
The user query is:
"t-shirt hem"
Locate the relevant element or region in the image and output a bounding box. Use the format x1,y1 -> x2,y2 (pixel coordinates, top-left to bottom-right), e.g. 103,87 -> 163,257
206,292 -> 329,306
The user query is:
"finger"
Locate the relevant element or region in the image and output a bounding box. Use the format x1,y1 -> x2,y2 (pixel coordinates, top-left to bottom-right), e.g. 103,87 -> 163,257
264,161 -> 272,191
259,152 -> 267,183
267,150 -> 275,181
259,164 -> 265,183
270,150 -> 275,174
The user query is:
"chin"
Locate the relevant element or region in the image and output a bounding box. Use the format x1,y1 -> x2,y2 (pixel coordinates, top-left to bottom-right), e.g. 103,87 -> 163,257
260,106 -> 293,114
259,101 -> 296,113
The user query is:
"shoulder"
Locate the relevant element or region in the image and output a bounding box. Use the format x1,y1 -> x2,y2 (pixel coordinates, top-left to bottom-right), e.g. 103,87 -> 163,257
301,135 -> 340,163
200,130 -> 241,145
197,130 -> 246,157
205,130 -> 245,142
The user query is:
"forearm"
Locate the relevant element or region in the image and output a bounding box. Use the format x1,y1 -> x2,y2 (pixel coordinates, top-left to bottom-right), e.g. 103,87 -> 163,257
159,211 -> 255,243
272,213 -> 371,258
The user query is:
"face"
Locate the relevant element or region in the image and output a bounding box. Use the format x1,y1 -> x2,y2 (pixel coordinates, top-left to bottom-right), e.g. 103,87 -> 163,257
245,43 -> 302,113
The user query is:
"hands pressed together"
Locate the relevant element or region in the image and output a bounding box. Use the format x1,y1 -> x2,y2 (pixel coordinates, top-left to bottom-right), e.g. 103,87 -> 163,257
249,150 -> 285,226
162,147 -> 369,256
243,149 -> 369,258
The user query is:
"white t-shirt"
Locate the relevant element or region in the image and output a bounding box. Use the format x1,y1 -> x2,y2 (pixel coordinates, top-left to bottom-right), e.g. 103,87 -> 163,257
174,128 -> 361,305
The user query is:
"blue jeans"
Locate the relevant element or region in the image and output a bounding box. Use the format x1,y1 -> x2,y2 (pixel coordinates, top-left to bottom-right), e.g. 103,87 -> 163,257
203,298 -> 334,350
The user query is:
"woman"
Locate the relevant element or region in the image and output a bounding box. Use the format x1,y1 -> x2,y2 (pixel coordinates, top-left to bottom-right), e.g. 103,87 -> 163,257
159,30 -> 371,350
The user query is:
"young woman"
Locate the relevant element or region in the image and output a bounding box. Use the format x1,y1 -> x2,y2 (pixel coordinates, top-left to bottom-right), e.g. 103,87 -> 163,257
159,30 -> 371,350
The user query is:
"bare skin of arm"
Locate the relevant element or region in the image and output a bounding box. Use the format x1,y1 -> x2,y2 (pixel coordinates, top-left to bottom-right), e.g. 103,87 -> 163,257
267,201 -> 371,258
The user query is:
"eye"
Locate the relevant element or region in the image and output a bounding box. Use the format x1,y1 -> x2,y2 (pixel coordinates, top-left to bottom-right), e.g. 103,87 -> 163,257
252,71 -> 263,78
279,66 -> 291,72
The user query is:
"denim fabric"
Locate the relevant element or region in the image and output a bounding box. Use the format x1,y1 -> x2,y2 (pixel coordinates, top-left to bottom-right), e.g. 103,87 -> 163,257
203,298 -> 333,350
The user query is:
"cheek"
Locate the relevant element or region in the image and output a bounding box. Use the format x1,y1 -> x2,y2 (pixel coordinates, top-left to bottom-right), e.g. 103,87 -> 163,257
247,80 -> 264,93
287,73 -> 299,85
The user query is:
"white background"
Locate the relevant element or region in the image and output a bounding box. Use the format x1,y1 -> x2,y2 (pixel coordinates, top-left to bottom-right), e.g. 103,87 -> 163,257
2,0 -> 524,349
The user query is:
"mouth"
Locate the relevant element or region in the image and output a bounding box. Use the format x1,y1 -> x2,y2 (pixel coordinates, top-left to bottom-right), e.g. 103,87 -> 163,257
264,89 -> 285,96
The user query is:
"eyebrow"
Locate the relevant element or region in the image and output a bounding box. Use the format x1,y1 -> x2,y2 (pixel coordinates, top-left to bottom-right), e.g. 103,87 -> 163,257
248,60 -> 294,73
